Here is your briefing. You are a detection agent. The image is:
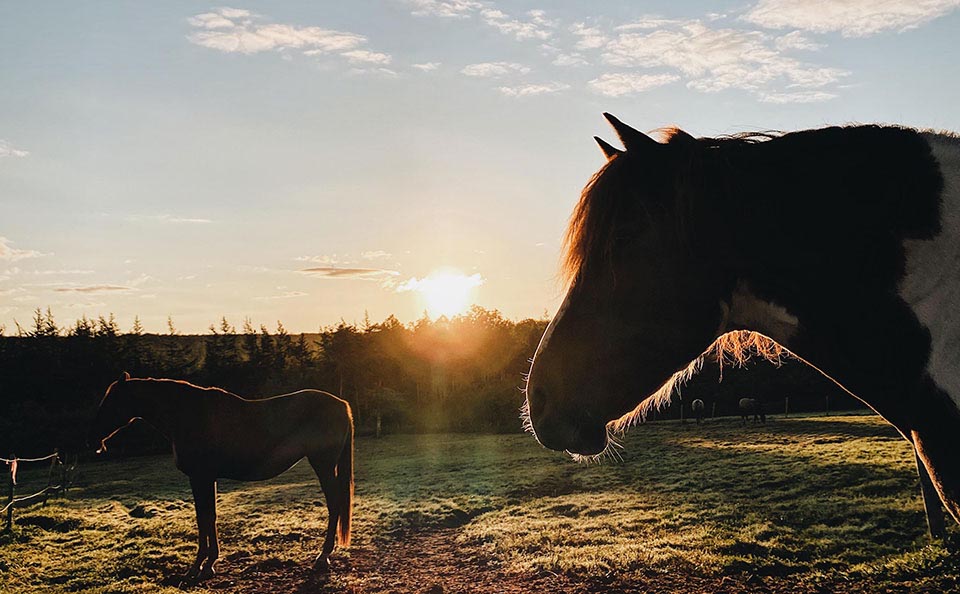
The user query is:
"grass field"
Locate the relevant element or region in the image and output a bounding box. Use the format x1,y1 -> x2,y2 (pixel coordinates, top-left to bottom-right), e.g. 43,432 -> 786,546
2,414 -> 958,593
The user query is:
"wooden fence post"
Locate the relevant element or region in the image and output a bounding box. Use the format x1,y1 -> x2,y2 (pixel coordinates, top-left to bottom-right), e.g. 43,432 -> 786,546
711,402 -> 717,419
785,396 -> 789,418
825,394 -> 830,416
5,455 -> 15,533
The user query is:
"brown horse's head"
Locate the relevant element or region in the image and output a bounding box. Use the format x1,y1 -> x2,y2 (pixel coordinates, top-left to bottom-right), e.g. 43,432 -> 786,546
89,372 -> 138,453
524,114 -> 729,457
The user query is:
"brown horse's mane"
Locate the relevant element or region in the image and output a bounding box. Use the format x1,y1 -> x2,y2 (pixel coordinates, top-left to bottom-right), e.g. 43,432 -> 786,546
131,377 -> 243,399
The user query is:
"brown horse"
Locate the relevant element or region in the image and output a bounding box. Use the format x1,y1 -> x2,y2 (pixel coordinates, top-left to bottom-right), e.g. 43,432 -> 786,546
90,373 -> 353,581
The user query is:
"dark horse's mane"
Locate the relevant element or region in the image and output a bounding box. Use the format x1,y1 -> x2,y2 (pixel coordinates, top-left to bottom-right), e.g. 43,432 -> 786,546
131,377 -> 242,399
560,124 -> 945,434
563,124 -> 942,287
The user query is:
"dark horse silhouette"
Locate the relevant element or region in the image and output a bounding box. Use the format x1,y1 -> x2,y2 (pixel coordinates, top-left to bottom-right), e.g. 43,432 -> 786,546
738,398 -> 765,425
90,373 -> 353,581
691,398 -> 705,424
525,114 -> 960,540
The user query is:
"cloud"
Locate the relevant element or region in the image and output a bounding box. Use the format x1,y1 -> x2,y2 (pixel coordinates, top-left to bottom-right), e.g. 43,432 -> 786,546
300,267 -> 400,279
28,269 -> 95,276
0,140 -> 29,158
461,61 -> 531,77
53,285 -> 133,293
361,250 -> 392,260
597,20 -> 848,100
187,7 -> 391,65
759,90 -> 838,103
341,49 -> 393,65
127,214 -> 212,224
295,254 -> 341,265
588,72 -> 680,97
498,81 -> 570,97
570,23 -> 607,49
256,290 -> 309,300
0,237 -> 45,261
395,272 -> 484,292
774,31 -> 823,51
405,0 -> 482,18
743,0 -> 960,37
552,52 -> 588,67
480,8 -> 554,41
412,62 -> 441,71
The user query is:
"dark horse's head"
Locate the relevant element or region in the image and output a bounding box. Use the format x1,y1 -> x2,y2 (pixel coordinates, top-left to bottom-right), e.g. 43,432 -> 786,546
525,114 -> 736,457
89,372 -> 138,453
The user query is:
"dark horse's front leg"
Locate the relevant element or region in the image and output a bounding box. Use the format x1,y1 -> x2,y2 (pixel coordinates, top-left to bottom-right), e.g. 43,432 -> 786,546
182,475 -> 219,584
310,462 -> 341,572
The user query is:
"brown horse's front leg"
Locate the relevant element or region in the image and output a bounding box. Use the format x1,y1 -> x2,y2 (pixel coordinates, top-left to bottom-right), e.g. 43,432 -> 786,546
184,476 -> 218,583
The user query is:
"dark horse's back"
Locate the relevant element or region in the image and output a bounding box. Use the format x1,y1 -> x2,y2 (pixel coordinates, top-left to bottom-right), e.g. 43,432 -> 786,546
172,387 -> 352,482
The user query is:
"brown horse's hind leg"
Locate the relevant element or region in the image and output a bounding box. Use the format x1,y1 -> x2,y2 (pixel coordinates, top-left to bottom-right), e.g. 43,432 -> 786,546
184,476 -> 219,583
310,461 -> 340,572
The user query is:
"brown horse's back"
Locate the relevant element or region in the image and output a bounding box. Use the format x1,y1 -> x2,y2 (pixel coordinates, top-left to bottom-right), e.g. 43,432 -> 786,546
170,388 -> 352,481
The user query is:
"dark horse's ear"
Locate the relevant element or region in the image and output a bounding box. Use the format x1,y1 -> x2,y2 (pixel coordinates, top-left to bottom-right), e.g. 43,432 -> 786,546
594,136 -> 623,160
667,127 -> 696,146
120,371 -> 130,382
603,113 -> 659,152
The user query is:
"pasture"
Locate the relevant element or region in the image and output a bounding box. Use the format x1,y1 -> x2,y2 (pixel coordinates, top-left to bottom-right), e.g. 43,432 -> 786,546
2,414 -> 958,594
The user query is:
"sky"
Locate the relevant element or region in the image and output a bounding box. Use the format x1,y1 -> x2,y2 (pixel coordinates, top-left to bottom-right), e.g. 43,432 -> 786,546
1,0 -> 959,334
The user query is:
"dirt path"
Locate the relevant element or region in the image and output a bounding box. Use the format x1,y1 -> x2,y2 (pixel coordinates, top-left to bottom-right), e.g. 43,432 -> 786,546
198,528 -> 945,594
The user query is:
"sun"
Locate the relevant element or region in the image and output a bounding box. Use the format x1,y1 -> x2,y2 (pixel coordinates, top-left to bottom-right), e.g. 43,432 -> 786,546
404,268 -> 483,318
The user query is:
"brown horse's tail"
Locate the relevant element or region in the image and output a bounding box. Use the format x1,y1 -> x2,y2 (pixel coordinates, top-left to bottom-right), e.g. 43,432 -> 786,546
336,404 -> 354,547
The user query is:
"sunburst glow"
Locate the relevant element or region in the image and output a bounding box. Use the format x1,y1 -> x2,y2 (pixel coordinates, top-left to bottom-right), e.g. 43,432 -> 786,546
398,269 -> 484,318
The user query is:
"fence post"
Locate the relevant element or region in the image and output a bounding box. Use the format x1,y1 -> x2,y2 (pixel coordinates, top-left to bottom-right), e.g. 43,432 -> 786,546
711,402 -> 717,419
825,394 -> 830,416
784,396 -> 789,418
43,449 -> 59,506
5,455 -> 15,533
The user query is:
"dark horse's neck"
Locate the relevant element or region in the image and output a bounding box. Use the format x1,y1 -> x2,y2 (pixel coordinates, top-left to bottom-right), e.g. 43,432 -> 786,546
709,126 -> 945,426
714,125 -> 942,308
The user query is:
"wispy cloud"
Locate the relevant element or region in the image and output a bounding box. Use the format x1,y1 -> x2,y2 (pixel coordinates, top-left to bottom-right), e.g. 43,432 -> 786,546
498,81 -> 570,97
405,1 -> 554,41
187,7 -> 391,66
300,267 -> 400,280
588,72 -> 679,97
295,254 -> 341,265
341,49 -> 393,65
361,250 -> 392,260
480,8 -> 554,41
53,285 -> 133,293
412,62 -> 441,71
0,237 -> 46,261
405,0 -> 481,18
744,0 -> 960,37
0,140 -> 29,158
127,214 -> 213,224
595,20 -> 848,102
570,23 -> 608,49
395,272 -> 484,292
461,61 -> 531,77
256,290 -> 309,300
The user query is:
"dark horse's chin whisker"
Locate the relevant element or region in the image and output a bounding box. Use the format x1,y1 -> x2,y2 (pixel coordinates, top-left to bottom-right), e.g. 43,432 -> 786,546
518,400 -> 535,436
568,427 -> 623,465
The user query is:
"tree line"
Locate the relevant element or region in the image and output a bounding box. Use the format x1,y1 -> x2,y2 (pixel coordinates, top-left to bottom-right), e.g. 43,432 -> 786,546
0,305 -> 863,457
0,306 -> 548,456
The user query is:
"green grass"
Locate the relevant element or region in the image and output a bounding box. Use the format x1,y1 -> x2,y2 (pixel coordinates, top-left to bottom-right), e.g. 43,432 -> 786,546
1,414 -> 957,592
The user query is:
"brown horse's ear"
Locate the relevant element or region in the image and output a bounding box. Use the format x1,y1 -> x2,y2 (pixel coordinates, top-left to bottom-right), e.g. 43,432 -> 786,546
594,136 -> 623,160
603,113 -> 659,152
120,371 -> 130,382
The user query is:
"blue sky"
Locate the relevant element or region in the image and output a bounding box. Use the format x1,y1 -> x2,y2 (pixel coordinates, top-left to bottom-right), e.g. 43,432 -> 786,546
1,0 -> 959,333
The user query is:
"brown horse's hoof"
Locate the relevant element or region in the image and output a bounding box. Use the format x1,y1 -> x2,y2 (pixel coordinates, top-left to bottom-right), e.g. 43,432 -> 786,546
314,556 -> 331,572
198,566 -> 216,581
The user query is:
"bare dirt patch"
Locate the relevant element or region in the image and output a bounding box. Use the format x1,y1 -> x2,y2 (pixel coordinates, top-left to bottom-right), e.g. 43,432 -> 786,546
199,527 -> 949,594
